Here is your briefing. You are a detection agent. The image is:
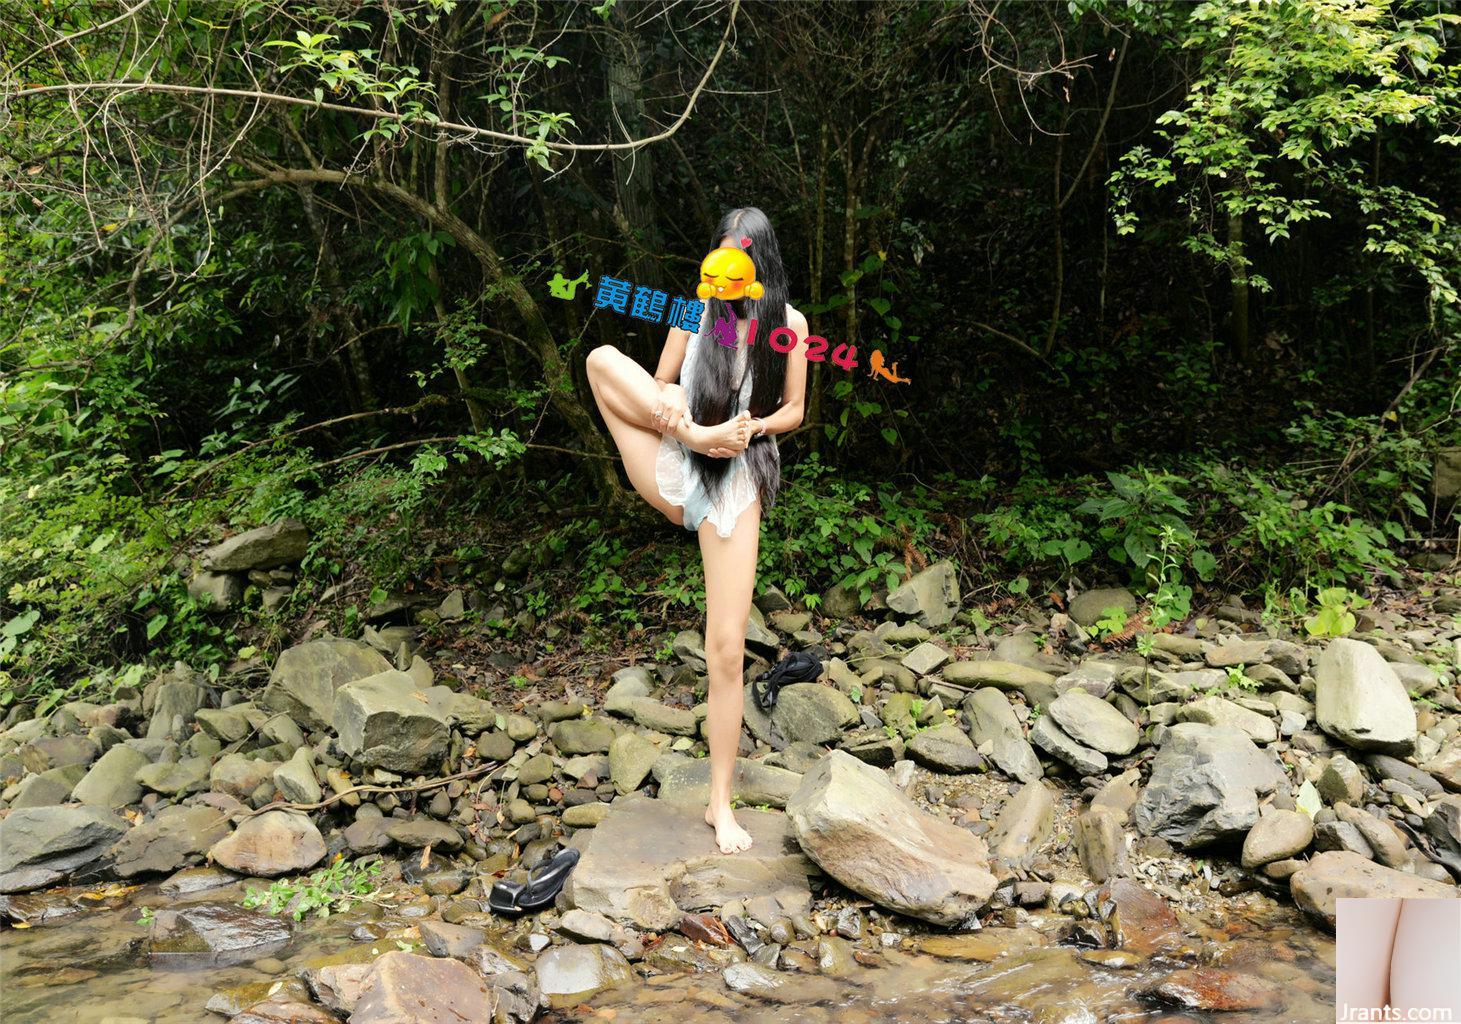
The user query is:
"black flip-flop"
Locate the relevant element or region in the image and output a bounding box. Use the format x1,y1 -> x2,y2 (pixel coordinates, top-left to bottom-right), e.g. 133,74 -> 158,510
488,847 -> 581,917
753,651 -> 823,711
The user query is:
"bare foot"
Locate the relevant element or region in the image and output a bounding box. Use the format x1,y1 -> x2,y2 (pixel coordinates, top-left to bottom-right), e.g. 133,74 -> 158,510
682,411 -> 752,456
705,804 -> 754,854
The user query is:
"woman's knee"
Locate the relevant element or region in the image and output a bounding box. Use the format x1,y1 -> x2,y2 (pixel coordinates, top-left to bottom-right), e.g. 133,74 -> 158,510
585,344 -> 619,381
704,630 -> 744,676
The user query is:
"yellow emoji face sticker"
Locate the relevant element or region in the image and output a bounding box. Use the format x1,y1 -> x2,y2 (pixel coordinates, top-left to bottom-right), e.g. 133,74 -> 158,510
696,243 -> 764,302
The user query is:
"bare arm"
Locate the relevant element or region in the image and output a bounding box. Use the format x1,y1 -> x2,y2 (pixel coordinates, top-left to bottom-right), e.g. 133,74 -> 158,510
750,309 -> 809,438
654,326 -> 691,385
651,326 -> 693,433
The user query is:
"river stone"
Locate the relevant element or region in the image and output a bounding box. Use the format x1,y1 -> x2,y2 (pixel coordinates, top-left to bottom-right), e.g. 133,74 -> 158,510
1030,715 -> 1108,775
770,684 -> 859,745
1317,754 -> 1365,804
653,753 -> 802,808
550,716 -> 616,754
1425,796 -> 1461,876
565,794 -> 816,930
111,804 -> 231,877
1076,805 -> 1130,881
918,927 -> 1044,962
1068,588 -> 1137,628
1203,638 -> 1272,668
622,696 -> 698,736
187,570 -> 243,610
386,817 -> 463,851
136,757 -> 210,796
535,943 -> 634,1006
1240,809 -> 1313,868
1366,752 -> 1444,797
231,997 -> 337,1024
351,950 -> 495,1023
1290,851 -> 1457,927
905,723 -> 982,773
146,668 -> 207,740
1122,668 -> 1210,704
1314,637 -> 1417,754
260,638 -> 391,731
902,641 -> 951,677
1133,723 -> 1287,848
1048,690 -> 1139,755
722,961 -> 842,1003
885,560 -> 960,627
10,764 -> 86,808
964,688 -> 1043,783
1098,877 -> 1184,955
1177,695 -> 1277,744
786,750 -> 996,926
1145,967 -> 1283,1012
273,747 -> 321,805
943,660 -> 1058,693
1424,740 -> 1461,792
210,752 -> 278,802
609,732 -> 661,794
149,902 -> 291,966
332,671 -> 449,772
202,518 -> 308,572
987,781 -> 1056,866
67,742 -> 148,806
208,810 -> 325,877
1333,803 -> 1410,869
0,805 -> 129,892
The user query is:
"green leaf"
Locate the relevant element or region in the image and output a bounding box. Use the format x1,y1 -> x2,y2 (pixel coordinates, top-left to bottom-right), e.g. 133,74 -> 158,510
1295,780 -> 1321,819
146,614 -> 168,641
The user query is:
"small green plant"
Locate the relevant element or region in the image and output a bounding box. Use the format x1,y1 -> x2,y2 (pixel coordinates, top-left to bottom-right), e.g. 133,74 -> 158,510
1225,665 -> 1259,692
1134,633 -> 1155,658
849,683 -> 863,703
1091,605 -> 1129,639
136,905 -> 156,927
1303,586 -> 1370,638
1028,702 -> 1043,722
241,856 -> 383,922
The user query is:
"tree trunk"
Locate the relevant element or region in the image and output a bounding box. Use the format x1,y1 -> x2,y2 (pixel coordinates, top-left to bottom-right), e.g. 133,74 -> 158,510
1228,210 -> 1250,362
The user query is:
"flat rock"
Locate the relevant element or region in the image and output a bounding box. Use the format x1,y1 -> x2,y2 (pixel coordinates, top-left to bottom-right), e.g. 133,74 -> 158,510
350,950 -> 495,1023
0,806 -> 129,893
1098,877 -> 1183,955
943,661 -> 1057,692
905,723 -> 982,773
1314,637 -> 1417,754
565,794 -> 817,930
208,810 -> 326,877
111,804 -> 231,878
1068,588 -> 1137,628
1290,851 -> 1456,928
609,732 -> 662,794
1048,690 -> 1139,755
987,781 -> 1055,866
202,518 -> 308,572
652,753 -> 802,808
535,943 -> 634,1007
148,902 -> 291,967
722,962 -> 842,1003
71,743 -> 149,807
786,750 -> 996,927
1177,696 -> 1277,745
1146,968 -> 1283,1012
1030,715 -> 1107,775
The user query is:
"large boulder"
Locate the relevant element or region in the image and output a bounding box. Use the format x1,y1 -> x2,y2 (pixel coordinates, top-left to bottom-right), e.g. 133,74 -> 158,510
905,723 -> 983,773
963,688 -> 1042,783
1290,851 -> 1456,928
885,560 -> 961,627
785,750 -> 997,926
1313,638 -> 1417,755
111,804 -> 232,878
1047,690 -> 1139,755
565,794 -> 817,930
770,684 -> 859,745
202,518 -> 309,572
0,806 -> 129,892
260,638 -> 392,731
1133,723 -> 1287,848
350,951 -> 496,1024
1068,588 -> 1137,628
332,671 -> 449,773
987,781 -> 1055,866
208,810 -> 326,877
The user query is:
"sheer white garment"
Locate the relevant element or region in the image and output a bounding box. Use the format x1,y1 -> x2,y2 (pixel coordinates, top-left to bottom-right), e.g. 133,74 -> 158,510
655,306 -> 762,538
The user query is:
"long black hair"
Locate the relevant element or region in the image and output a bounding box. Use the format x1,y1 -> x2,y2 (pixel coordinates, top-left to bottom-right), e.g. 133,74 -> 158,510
687,206 -> 788,513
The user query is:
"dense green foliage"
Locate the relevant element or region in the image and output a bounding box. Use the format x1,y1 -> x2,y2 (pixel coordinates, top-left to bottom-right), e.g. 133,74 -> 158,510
2,0 -> 1458,702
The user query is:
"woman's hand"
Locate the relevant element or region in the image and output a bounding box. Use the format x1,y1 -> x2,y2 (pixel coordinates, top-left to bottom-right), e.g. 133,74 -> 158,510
651,382 -> 688,434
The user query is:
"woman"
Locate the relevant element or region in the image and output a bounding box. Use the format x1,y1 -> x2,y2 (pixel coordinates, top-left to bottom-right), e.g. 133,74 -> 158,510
585,207 -> 809,854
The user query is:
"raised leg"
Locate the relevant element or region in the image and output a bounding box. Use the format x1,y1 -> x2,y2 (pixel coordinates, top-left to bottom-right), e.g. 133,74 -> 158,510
698,499 -> 761,854
585,344 -> 685,522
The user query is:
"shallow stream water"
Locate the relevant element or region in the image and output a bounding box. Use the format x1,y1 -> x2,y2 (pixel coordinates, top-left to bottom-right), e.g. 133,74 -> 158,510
0,873 -> 1336,1024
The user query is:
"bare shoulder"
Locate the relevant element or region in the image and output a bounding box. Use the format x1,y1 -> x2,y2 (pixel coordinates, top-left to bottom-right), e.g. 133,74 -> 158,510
786,305 -> 809,336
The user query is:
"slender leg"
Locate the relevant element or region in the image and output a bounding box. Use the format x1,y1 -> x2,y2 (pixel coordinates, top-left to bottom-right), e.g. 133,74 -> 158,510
697,499 -> 761,854
585,344 -> 684,522
1388,898 -> 1461,1017
1335,898 -> 1403,1019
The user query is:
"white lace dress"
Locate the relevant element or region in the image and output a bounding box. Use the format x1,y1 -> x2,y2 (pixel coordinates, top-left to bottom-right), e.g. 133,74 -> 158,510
655,307 -> 761,538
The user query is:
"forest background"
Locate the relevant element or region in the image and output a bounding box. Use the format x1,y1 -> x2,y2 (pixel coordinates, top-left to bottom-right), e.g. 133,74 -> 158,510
2,0 -> 1458,708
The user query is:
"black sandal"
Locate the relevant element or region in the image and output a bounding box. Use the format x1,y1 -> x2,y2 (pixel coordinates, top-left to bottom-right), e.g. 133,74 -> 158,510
752,651 -> 823,711
488,847 -> 581,917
